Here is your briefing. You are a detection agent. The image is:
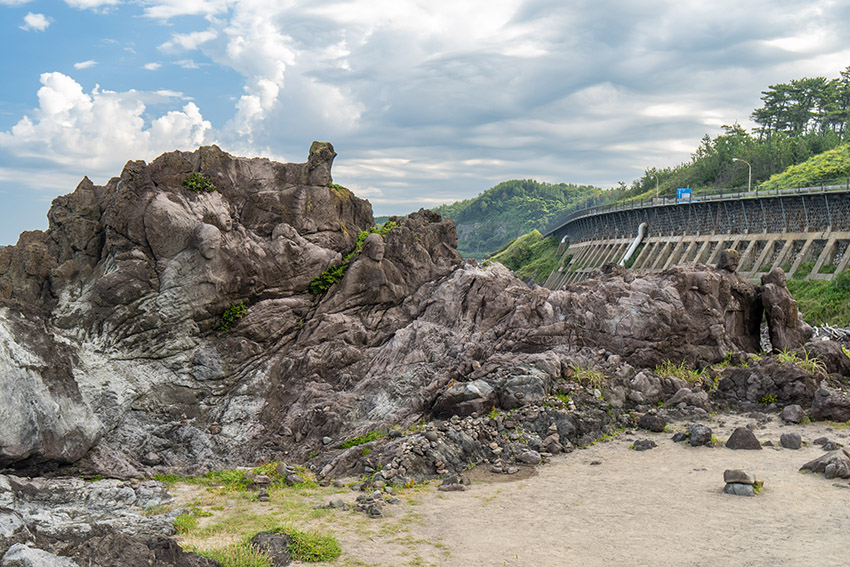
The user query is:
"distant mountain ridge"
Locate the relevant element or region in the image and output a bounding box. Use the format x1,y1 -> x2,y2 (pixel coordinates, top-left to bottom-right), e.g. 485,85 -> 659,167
433,179 -> 602,258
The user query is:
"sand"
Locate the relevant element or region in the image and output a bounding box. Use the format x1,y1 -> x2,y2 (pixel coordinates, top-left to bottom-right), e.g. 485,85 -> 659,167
382,415 -> 850,567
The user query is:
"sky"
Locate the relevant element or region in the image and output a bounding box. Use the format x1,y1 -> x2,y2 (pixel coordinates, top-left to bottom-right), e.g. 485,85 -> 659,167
1,1 -> 849,245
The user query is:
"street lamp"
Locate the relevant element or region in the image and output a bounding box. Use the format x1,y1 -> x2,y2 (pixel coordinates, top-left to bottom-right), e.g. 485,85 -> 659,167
732,158 -> 752,193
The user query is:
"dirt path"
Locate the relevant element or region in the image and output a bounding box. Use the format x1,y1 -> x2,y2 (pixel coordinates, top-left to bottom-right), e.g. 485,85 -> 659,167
399,415 -> 850,567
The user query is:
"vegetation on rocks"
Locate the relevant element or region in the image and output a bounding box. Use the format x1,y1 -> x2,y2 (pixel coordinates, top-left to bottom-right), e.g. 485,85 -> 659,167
787,270 -> 850,327
309,263 -> 349,296
338,429 -> 385,449
487,230 -> 561,284
183,172 -> 217,192
217,301 -> 247,332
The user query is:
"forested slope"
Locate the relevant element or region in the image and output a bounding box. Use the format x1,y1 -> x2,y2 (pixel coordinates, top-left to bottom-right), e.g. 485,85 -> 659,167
433,179 -> 601,258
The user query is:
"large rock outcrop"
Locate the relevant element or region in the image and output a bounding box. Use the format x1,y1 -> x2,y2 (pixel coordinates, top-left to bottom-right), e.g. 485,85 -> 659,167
0,144 -> 816,478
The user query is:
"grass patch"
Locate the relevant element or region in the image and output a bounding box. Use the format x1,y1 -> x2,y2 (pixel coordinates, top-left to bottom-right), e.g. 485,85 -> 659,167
787,270 -> 850,327
282,525 -> 342,562
792,261 -> 815,279
338,430 -> 385,449
192,541 -> 272,567
570,365 -> 605,390
776,348 -> 828,376
217,301 -> 247,332
655,360 -> 705,385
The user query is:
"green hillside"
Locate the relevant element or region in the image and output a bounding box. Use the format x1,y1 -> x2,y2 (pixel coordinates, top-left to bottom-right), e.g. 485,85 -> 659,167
759,142 -> 850,190
486,230 -> 561,285
434,179 -> 602,258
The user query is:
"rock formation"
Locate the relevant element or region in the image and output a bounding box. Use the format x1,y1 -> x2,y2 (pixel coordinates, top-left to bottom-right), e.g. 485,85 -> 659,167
0,143 -> 826,483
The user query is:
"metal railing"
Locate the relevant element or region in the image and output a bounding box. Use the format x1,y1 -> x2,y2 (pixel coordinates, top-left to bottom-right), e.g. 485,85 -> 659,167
544,177 -> 850,236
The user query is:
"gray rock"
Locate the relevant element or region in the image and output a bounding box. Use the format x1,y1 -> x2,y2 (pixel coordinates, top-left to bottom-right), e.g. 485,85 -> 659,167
780,432 -> 802,450
689,424 -> 713,447
250,532 -> 292,566
761,268 -> 813,351
638,413 -> 666,433
723,469 -> 755,485
517,450 -> 542,465
723,483 -> 755,497
800,449 -> 850,479
780,404 -> 804,424
1,544 -> 78,567
671,432 -> 688,443
633,439 -> 656,451
811,387 -> 850,423
725,427 -> 762,450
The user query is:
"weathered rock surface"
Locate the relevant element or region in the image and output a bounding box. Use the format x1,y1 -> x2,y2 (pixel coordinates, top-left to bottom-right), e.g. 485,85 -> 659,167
760,268 -> 813,352
0,143 -> 816,480
810,386 -> 850,422
712,358 -> 820,409
0,474 -> 215,566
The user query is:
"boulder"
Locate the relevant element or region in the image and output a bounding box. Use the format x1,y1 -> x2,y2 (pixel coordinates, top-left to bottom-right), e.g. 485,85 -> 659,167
633,439 -> 656,451
760,268 -> 813,352
723,469 -> 755,484
810,387 -> 850,422
780,404 -> 804,423
250,532 -> 292,567
780,433 -> 802,450
637,413 -> 666,433
688,424 -> 713,447
725,427 -> 762,450
800,449 -> 850,479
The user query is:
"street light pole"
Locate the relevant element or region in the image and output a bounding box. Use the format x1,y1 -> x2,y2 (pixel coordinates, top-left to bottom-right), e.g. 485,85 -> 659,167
732,158 -> 752,193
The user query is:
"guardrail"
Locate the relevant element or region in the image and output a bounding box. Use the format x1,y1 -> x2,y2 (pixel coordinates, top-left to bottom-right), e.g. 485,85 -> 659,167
544,178 -> 850,236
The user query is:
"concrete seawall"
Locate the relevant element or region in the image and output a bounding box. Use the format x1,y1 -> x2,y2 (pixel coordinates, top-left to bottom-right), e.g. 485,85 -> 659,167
543,189 -> 850,288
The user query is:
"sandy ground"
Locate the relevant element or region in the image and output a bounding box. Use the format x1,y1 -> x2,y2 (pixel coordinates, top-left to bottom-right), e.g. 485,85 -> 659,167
361,414 -> 850,567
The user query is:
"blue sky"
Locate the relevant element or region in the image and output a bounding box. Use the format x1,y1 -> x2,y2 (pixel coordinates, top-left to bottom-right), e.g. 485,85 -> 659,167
1,0 -> 849,244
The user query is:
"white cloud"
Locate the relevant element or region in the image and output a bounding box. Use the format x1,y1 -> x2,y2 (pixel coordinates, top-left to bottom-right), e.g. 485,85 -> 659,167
64,0 -> 120,8
73,60 -> 98,69
20,12 -> 50,32
143,62 -> 162,71
142,0 -> 229,20
0,72 -> 213,174
158,30 -> 218,52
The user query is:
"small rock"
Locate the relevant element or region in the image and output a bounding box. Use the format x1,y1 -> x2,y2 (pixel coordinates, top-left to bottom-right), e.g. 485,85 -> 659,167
424,431 -> 439,442
208,422 -> 222,435
322,436 -> 332,445
589,461 -> 602,466
257,489 -> 270,502
638,414 -> 666,433
250,532 -> 293,566
253,474 -> 273,486
822,441 -> 843,451
505,466 -> 519,474
780,433 -> 802,450
437,484 -> 467,492
813,437 -> 829,446
725,427 -> 762,450
723,483 -> 755,497
671,432 -> 688,443
689,424 -> 713,447
517,450 -> 542,465
780,404 -> 804,423
723,469 -> 755,485
140,452 -> 162,466
633,439 -> 657,451
285,474 -> 305,486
